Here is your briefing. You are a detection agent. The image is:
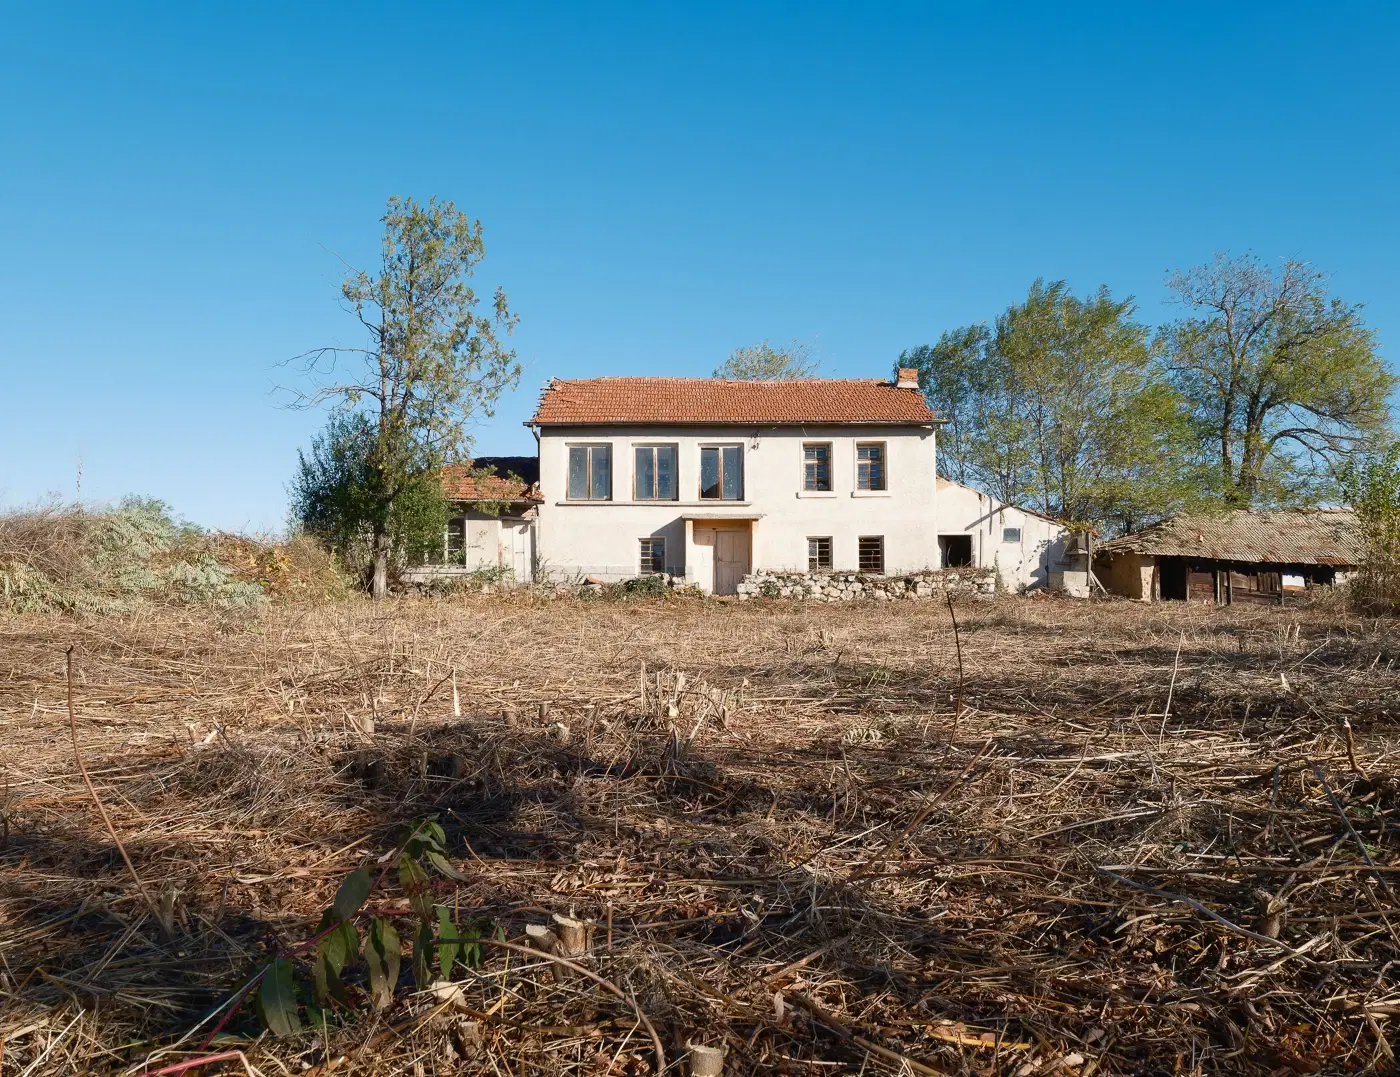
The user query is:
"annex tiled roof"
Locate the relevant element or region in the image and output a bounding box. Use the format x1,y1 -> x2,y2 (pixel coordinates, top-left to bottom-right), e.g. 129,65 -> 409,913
1096,509 -> 1362,567
529,377 -> 939,426
440,458 -> 542,503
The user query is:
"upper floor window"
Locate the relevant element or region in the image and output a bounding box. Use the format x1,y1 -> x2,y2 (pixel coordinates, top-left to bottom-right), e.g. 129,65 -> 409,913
567,444 -> 612,500
1002,526 -> 1022,543
856,442 -> 886,491
803,443 -> 832,491
700,445 -> 744,500
634,445 -> 678,500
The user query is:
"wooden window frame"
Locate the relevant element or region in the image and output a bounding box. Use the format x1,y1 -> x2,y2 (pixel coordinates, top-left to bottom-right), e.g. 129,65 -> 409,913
567,443 -> 613,501
699,444 -> 744,501
807,536 -> 833,572
802,442 -> 833,492
633,444 -> 679,501
858,536 -> 885,574
855,442 -> 887,492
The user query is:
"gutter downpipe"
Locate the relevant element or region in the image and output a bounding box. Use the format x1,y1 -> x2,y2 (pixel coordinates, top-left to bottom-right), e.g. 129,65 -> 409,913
530,423 -> 541,583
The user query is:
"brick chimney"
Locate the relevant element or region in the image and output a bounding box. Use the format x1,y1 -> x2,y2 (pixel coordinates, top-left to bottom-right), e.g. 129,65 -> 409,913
895,367 -> 920,389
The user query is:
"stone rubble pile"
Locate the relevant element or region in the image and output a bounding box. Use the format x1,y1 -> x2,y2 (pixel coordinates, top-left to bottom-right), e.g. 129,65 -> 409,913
736,568 -> 996,601
569,574 -> 691,597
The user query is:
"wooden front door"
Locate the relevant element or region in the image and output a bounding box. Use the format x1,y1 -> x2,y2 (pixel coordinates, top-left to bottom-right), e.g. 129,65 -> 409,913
714,530 -> 750,595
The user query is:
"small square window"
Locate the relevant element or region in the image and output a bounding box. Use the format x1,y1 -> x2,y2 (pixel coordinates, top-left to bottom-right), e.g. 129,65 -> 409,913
1002,527 -> 1022,543
803,443 -> 832,491
639,537 -> 666,575
807,536 -> 832,572
856,443 -> 886,491
858,536 -> 884,574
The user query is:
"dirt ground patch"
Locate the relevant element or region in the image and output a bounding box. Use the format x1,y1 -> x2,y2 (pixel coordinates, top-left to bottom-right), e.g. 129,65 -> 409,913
3,595 -> 1399,1075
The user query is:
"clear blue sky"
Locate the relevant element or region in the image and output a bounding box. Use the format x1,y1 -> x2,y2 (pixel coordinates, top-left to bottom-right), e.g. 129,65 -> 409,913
2,3 -> 1395,531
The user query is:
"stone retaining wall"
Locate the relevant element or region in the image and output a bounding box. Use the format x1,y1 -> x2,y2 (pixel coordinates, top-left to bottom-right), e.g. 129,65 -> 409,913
736,568 -> 996,601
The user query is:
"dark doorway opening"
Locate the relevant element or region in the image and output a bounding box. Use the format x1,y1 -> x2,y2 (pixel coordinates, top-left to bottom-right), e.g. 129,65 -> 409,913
939,534 -> 974,567
1159,559 -> 1187,601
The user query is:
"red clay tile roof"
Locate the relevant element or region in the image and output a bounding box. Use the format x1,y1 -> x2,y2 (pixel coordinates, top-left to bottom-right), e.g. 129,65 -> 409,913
1096,508 -> 1361,567
529,377 -> 939,426
440,461 -> 542,503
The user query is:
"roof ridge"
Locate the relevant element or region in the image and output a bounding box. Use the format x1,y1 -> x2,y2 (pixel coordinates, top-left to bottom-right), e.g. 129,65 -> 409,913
546,375 -> 896,385
528,374 -> 938,426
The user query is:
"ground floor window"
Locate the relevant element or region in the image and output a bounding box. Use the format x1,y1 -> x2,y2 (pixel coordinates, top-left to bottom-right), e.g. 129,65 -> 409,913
1002,526 -> 1022,544
446,518 -> 465,564
639,537 -> 666,575
858,536 -> 884,574
807,536 -> 832,571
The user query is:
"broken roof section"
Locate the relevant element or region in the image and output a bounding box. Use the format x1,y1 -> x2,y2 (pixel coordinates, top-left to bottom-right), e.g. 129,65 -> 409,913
1096,508 -> 1362,567
528,376 -> 939,426
440,457 -> 542,503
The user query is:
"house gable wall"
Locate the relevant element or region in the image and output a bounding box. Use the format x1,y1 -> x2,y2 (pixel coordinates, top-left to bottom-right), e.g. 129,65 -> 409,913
933,479 -> 1068,591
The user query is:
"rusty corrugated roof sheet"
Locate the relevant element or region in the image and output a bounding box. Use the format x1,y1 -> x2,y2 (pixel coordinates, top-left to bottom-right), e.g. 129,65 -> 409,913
440,459 -> 542,503
529,377 -> 939,426
1096,508 -> 1362,567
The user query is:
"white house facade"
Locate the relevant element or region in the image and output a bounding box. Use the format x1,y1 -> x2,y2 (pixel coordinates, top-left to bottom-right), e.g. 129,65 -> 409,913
529,372 -> 944,594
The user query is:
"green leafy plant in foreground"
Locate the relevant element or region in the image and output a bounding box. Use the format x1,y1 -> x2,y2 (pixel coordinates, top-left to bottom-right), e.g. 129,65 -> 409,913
251,816 -> 487,1037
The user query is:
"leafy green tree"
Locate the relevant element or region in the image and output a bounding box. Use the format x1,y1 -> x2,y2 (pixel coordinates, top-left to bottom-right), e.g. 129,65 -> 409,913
289,411 -> 449,581
1340,444 -> 1400,612
900,327 -> 996,489
714,339 -> 818,379
1162,253 -> 1394,506
290,196 -> 520,597
902,281 -> 1204,530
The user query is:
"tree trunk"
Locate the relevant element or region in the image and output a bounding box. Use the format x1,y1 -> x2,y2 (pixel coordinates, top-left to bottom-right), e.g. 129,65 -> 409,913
371,527 -> 390,600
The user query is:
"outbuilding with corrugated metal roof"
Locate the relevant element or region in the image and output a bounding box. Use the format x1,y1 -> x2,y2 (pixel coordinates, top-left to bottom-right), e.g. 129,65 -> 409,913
1094,508 -> 1361,605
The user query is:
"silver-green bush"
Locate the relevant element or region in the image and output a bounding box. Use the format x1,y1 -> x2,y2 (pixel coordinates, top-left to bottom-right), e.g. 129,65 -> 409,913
0,498 -> 266,614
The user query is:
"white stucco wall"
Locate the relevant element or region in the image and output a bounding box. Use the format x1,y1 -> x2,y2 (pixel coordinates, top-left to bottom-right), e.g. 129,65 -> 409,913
934,477 -> 1068,591
535,424 -> 940,587
406,508 -> 536,584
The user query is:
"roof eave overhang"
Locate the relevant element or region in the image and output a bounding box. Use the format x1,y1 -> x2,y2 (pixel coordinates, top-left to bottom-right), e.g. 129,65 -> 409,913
527,419 -> 942,427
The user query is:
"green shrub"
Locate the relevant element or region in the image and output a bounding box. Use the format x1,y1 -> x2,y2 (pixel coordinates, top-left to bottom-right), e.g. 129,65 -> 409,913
1342,446 -> 1400,614
621,573 -> 670,597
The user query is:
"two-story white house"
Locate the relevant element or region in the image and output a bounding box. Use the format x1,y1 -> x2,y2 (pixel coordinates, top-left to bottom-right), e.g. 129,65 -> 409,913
528,370 -> 944,593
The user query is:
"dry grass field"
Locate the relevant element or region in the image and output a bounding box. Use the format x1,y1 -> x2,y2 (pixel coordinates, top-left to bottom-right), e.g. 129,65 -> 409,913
3,594 -> 1399,1076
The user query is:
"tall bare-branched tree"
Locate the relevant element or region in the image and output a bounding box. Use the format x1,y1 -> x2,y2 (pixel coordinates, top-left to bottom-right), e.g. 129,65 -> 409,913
290,196 -> 520,597
1162,253 -> 1393,506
